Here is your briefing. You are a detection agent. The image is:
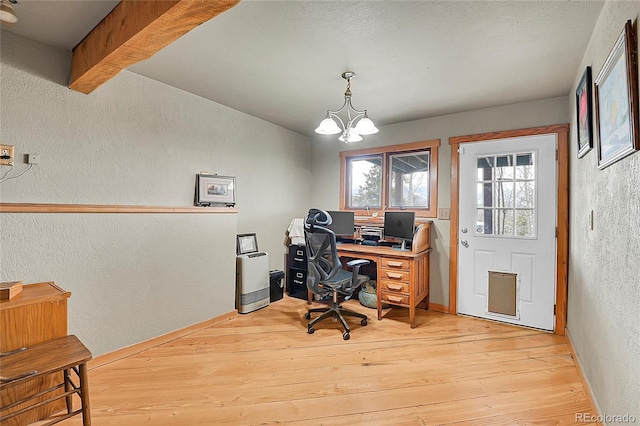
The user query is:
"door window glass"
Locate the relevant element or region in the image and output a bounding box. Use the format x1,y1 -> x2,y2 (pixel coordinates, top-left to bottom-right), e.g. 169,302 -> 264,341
476,153 -> 535,237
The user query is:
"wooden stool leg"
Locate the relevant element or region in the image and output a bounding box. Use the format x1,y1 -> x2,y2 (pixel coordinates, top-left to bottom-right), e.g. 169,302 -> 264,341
78,363 -> 91,426
64,368 -> 73,414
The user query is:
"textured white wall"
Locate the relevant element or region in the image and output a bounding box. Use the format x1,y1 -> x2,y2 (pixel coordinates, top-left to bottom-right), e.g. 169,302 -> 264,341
311,97 -> 569,306
1,213 -> 238,356
0,31 -> 311,355
567,3 -> 640,420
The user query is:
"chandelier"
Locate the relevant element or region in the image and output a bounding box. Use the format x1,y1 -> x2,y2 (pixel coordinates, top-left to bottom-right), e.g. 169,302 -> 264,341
0,0 -> 18,23
315,71 -> 378,143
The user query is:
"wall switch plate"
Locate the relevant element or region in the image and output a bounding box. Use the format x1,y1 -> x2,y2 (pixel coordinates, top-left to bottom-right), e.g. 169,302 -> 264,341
438,208 -> 451,220
0,145 -> 15,166
27,154 -> 40,164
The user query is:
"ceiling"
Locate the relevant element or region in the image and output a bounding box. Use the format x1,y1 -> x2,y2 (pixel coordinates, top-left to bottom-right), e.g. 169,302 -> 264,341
2,1 -> 606,136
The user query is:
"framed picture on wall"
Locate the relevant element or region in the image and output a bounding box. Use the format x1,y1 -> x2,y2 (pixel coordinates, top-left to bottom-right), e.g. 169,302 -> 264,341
594,20 -> 639,169
576,66 -> 593,158
195,174 -> 236,206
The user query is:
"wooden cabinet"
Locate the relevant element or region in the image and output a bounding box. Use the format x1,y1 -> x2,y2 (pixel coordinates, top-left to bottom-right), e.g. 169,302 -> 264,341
338,222 -> 432,328
0,282 -> 70,425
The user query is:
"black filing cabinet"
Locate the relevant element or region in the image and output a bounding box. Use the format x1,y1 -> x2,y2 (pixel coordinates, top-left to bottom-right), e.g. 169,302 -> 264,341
287,244 -> 308,300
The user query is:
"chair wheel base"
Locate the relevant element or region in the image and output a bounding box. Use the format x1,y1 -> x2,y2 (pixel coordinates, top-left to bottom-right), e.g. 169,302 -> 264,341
305,299 -> 367,340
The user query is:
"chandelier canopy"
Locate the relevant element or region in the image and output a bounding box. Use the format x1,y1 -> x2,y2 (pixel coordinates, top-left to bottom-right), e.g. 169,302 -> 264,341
315,71 -> 378,143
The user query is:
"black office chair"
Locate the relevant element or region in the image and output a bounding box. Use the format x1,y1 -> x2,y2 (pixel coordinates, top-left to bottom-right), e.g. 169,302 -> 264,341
303,208 -> 369,340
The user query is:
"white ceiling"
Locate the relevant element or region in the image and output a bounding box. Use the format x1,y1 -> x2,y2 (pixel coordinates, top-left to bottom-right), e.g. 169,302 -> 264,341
2,1 -> 605,136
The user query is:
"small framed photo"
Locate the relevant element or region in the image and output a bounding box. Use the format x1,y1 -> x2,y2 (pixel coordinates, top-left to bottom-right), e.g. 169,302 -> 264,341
195,174 -> 236,206
237,233 -> 258,255
594,20 -> 639,169
576,66 -> 593,158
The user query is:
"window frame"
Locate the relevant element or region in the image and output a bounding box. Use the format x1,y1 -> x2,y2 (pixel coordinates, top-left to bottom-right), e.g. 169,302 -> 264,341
339,139 -> 440,218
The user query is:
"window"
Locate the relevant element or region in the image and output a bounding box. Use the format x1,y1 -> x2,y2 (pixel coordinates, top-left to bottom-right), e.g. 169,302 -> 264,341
476,152 -> 536,237
347,155 -> 383,208
340,140 -> 439,218
388,151 -> 431,208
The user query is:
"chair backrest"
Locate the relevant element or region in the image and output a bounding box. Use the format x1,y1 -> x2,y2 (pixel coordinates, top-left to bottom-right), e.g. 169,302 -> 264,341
304,209 -> 342,295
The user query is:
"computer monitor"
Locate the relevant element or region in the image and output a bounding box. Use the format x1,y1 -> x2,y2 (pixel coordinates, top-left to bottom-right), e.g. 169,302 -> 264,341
326,210 -> 355,237
384,211 -> 415,251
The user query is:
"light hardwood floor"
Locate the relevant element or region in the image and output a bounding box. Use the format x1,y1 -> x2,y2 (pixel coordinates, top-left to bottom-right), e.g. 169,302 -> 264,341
59,296 -> 599,425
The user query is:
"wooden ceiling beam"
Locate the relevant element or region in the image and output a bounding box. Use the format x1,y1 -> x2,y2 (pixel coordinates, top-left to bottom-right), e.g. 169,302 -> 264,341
69,0 -> 240,94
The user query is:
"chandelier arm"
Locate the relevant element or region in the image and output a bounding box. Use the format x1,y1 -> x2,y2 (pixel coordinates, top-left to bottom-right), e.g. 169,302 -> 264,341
328,112 -> 347,133
344,97 -> 367,130
347,112 -> 366,129
326,97 -> 348,115
346,98 -> 367,115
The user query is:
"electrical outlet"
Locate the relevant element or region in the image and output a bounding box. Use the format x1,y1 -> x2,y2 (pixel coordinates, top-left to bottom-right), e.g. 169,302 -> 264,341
0,145 -> 15,166
27,154 -> 40,164
438,208 -> 451,220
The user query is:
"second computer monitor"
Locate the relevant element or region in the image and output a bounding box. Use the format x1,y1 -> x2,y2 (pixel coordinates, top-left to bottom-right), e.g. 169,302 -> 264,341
326,210 -> 355,237
384,211 -> 415,251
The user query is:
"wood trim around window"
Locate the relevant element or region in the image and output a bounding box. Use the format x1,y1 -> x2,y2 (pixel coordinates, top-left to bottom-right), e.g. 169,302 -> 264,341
339,139 -> 440,218
448,124 -> 569,335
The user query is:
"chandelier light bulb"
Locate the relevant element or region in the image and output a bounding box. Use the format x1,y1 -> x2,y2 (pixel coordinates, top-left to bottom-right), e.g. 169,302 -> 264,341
338,129 -> 363,143
315,114 -> 341,135
354,113 -> 379,135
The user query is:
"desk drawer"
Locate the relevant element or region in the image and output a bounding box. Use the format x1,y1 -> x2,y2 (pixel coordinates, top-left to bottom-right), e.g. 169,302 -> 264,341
379,280 -> 409,294
380,291 -> 410,306
380,258 -> 410,270
380,269 -> 410,282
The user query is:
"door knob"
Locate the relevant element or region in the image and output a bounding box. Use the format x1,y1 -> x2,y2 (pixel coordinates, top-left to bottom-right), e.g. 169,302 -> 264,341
461,240 -> 469,247
461,227 -> 468,233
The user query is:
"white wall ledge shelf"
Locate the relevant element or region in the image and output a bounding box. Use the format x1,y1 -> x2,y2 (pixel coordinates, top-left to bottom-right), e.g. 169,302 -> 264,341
0,203 -> 238,214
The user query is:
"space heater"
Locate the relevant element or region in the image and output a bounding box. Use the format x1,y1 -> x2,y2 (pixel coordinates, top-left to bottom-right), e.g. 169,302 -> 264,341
236,252 -> 270,314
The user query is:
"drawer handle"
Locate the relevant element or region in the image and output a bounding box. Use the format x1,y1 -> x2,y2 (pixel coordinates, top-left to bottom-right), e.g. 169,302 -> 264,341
387,283 -> 404,291
293,279 -> 304,285
296,250 -> 304,256
293,257 -> 304,262
386,272 -> 404,279
386,295 -> 404,303
387,261 -> 404,268
295,272 -> 304,278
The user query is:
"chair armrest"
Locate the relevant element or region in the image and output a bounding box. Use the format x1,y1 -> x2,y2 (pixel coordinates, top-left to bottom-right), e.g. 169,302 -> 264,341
345,259 -> 370,295
346,259 -> 370,269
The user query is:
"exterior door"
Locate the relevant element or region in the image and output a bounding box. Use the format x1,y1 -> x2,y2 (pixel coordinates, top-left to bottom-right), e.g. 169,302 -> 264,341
457,134 -> 557,330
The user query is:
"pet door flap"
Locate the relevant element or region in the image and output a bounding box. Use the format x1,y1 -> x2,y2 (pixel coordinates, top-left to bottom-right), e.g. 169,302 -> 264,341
488,271 -> 517,316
